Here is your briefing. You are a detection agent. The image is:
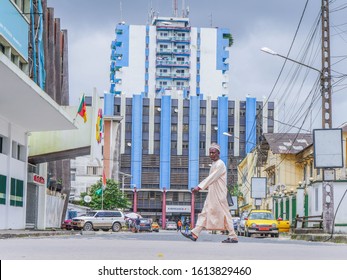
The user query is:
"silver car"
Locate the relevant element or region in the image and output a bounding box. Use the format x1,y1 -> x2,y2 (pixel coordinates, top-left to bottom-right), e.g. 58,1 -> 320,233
165,221 -> 178,230
71,210 -> 126,232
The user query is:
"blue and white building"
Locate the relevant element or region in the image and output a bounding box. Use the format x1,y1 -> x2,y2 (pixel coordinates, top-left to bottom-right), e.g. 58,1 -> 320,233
103,15 -> 277,221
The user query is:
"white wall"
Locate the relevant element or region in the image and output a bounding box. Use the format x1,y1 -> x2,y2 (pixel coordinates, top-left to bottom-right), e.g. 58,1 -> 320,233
122,25 -> 146,96
0,120 -> 28,229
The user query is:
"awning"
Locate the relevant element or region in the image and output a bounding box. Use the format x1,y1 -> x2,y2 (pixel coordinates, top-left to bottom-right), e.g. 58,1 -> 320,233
0,54 -> 76,132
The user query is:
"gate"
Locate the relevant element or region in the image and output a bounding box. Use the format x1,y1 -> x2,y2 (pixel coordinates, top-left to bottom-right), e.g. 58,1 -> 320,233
25,184 -> 38,229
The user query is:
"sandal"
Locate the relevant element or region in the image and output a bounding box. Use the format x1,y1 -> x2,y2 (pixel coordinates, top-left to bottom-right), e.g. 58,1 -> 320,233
222,238 -> 238,243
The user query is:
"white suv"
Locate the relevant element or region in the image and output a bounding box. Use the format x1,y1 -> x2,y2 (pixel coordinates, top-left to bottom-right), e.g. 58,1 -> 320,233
71,210 -> 125,232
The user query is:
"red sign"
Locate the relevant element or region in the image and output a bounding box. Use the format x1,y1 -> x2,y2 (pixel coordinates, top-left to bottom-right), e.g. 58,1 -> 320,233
33,174 -> 45,185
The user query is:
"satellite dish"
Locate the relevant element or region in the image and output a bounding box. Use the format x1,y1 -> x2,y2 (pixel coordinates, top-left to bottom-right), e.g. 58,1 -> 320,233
84,195 -> 91,203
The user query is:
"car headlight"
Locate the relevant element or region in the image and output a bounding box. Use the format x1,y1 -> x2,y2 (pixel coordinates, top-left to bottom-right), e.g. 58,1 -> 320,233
272,223 -> 277,228
251,223 -> 257,227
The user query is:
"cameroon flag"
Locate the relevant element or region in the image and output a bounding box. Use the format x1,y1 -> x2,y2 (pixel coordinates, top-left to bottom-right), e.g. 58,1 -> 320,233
78,94 -> 87,123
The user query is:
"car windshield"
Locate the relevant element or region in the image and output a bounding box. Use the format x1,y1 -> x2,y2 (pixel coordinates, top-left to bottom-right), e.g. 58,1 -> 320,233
249,212 -> 274,220
140,219 -> 149,223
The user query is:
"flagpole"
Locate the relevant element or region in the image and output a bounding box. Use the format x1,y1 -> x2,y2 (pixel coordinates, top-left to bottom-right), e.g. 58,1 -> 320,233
101,189 -> 104,210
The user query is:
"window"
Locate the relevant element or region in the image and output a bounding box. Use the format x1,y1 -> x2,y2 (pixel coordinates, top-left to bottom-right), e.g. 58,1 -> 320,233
0,175 -> 6,205
211,108 -> 218,116
11,141 -> 26,161
200,124 -> 206,132
87,166 -> 103,176
126,105 -> 132,114
10,178 -> 24,207
0,43 -> 5,53
143,123 -> 149,132
125,123 -> 132,132
171,124 -> 177,132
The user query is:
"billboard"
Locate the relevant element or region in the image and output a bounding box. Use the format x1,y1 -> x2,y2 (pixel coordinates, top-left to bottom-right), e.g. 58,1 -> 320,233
251,177 -> 267,198
0,0 -> 29,60
313,129 -> 343,168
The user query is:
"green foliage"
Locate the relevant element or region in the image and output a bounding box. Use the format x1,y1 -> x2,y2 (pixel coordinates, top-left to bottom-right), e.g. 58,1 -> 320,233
223,33 -> 234,47
229,184 -> 243,197
79,178 -> 130,210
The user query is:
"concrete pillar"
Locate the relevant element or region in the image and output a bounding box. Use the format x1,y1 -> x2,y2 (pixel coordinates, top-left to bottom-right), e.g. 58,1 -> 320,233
161,188 -> 166,229
191,191 -> 195,228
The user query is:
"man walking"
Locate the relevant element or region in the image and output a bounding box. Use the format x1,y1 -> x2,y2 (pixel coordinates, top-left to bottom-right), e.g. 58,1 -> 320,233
181,143 -> 238,243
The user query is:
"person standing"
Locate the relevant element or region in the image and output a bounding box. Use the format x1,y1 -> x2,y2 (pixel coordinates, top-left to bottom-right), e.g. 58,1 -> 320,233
135,215 -> 141,233
177,220 -> 182,232
181,143 -> 238,243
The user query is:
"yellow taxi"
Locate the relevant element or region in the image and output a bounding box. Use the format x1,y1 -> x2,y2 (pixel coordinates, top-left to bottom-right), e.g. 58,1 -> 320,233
244,210 -> 279,238
151,222 -> 160,232
277,218 -> 290,233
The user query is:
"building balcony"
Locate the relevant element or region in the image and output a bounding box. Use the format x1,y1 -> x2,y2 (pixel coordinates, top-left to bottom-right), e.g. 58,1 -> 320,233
156,36 -> 191,43
156,25 -> 191,32
157,48 -> 191,55
155,86 -> 190,92
155,72 -> 190,79
156,60 -> 190,67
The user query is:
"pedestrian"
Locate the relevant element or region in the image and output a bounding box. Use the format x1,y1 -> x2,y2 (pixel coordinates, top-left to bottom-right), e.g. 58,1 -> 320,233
177,220 -> 182,232
184,220 -> 190,234
181,143 -> 239,243
135,215 -> 141,233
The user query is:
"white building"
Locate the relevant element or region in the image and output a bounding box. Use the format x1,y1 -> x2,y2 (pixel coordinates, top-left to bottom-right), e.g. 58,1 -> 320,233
109,16 -> 231,99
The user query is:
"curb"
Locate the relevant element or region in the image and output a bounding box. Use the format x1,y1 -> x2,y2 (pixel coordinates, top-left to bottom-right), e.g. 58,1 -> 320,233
0,230 -> 77,239
291,233 -> 347,244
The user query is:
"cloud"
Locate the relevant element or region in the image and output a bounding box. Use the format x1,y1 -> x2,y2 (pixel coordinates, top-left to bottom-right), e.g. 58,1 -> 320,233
68,30 -> 113,105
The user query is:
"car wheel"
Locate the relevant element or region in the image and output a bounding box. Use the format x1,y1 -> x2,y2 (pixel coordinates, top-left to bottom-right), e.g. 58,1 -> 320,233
112,222 -> 121,232
83,222 -> 93,231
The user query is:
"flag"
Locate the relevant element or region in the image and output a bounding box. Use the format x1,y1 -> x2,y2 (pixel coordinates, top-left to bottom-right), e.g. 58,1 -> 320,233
95,170 -> 107,196
77,94 -> 87,123
96,108 -> 103,143
95,188 -> 102,196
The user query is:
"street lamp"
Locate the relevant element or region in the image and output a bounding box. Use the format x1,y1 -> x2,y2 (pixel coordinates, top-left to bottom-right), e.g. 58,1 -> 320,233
260,47 -> 321,74
260,46 -> 333,129
119,171 -> 132,196
223,132 -> 233,137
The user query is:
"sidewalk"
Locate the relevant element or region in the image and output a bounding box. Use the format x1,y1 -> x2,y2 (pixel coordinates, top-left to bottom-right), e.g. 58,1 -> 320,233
0,229 -> 77,239
1,229 -> 347,244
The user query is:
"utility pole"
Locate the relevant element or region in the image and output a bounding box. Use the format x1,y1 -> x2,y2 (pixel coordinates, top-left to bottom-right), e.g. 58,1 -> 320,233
321,0 -> 334,233
321,0 -> 332,129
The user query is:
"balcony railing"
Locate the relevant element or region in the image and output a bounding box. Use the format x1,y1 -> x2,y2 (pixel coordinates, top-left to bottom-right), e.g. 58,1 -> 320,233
156,36 -> 191,42
157,48 -> 191,55
156,72 -> 190,79
156,60 -> 190,67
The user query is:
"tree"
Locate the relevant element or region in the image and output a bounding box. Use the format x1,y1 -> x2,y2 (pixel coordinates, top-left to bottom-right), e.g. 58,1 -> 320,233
79,178 -> 130,210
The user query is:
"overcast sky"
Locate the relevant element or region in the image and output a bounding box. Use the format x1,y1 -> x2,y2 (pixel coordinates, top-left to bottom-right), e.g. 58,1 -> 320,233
47,0 -> 347,131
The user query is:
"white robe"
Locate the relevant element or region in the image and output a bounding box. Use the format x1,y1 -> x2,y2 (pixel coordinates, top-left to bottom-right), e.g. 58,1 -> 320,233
196,159 -> 233,230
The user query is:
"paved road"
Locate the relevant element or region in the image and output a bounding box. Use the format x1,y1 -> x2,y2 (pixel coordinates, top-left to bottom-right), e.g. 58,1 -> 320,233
1,230 -> 347,260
